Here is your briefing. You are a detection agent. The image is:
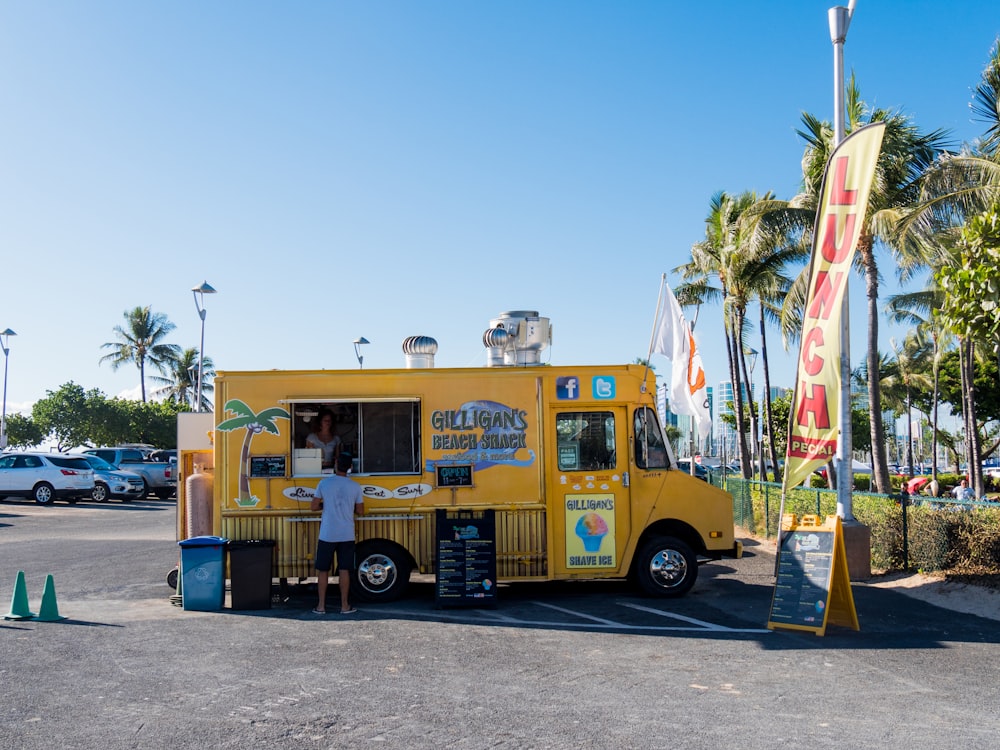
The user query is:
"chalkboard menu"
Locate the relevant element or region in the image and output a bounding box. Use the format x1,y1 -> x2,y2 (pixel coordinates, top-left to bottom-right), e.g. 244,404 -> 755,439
769,526 -> 834,630
435,509 -> 497,608
249,455 -> 286,478
436,464 -> 473,487
767,514 -> 859,636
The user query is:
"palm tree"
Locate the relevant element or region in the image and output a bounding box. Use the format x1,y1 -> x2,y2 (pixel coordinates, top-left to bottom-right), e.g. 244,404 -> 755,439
150,347 -> 216,410
880,332 -> 934,477
677,191 -> 754,477
677,191 -> 810,479
100,306 -> 182,402
797,76 -> 951,494
216,400 -> 290,505
885,287 -> 954,485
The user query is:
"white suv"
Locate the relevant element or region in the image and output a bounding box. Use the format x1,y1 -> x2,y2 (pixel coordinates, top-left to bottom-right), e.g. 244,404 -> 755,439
0,452 -> 95,505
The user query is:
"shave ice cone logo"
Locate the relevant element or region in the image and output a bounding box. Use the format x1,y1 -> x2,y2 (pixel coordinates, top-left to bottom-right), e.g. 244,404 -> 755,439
576,512 -> 608,551
565,494 -> 616,568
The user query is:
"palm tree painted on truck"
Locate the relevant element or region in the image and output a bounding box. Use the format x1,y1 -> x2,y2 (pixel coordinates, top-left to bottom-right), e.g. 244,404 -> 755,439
216,399 -> 290,507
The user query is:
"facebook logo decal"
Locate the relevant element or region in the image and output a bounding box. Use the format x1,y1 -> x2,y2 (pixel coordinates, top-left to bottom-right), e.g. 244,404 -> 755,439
592,376 -> 615,399
556,376 -> 580,400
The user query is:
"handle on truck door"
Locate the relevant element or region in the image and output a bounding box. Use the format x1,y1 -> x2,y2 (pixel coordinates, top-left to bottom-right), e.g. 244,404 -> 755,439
623,471 -> 629,488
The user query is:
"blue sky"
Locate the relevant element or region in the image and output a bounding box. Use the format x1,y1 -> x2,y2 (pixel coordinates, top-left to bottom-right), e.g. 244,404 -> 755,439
1,1 -> 996,417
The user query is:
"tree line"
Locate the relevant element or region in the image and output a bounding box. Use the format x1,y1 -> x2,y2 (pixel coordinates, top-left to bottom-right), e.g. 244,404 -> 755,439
675,42 -> 1000,497
6,305 -> 214,450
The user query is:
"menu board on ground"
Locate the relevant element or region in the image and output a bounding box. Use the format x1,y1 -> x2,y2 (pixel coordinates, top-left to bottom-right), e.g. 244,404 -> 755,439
435,509 -> 497,608
768,514 -> 859,636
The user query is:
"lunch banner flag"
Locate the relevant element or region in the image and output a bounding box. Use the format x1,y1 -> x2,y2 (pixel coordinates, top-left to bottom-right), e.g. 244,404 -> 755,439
782,122 -> 886,491
652,277 -> 711,440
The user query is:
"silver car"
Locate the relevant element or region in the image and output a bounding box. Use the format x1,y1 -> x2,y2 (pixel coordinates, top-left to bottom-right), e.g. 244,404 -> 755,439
75,454 -> 145,503
0,452 -> 95,505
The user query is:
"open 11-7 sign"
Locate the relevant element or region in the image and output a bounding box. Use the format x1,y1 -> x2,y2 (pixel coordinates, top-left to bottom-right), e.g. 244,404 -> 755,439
768,514 -> 859,637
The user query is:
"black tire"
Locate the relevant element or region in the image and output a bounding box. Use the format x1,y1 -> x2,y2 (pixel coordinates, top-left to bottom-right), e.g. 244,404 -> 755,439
166,567 -> 179,590
139,479 -> 150,501
634,535 -> 698,597
33,482 -> 56,505
92,483 -> 109,503
352,541 -> 412,602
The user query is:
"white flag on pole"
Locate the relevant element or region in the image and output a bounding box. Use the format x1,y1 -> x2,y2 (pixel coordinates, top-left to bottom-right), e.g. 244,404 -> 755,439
652,281 -> 712,440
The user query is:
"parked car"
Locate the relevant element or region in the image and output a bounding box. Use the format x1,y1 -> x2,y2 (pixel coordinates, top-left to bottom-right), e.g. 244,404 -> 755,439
73,454 -> 145,503
83,447 -> 176,499
0,452 -> 94,505
675,459 -> 709,481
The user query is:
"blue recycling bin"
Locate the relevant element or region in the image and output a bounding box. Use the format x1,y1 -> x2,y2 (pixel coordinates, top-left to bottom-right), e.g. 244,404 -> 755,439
178,536 -> 228,611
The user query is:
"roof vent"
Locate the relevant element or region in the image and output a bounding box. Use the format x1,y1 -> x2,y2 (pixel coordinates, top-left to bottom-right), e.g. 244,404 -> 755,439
482,310 -> 551,367
402,335 -> 438,368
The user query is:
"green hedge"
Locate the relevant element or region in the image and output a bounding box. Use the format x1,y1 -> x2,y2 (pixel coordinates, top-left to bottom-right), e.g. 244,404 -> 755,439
723,477 -> 1000,574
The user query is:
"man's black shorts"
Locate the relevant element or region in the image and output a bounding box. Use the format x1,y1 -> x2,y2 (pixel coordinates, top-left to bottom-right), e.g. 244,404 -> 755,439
314,539 -> 356,572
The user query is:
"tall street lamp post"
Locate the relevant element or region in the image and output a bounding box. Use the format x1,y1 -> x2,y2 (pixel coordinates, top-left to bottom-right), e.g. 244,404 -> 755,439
0,328 -> 15,449
830,2 -> 855,520
192,282 -> 217,412
353,337 -> 369,369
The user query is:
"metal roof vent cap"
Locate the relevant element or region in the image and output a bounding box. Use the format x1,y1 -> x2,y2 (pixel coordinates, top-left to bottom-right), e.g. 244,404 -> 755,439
482,326 -> 509,367
402,335 -> 438,368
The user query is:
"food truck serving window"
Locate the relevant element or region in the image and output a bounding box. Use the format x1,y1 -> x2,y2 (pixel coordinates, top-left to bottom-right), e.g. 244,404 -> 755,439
290,400 -> 421,476
556,412 -> 616,471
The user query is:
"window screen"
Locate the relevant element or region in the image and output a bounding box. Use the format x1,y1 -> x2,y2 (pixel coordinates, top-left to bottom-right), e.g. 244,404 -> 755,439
291,401 -> 420,476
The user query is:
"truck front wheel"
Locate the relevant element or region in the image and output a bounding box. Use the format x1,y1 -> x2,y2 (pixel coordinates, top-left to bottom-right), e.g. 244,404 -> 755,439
634,536 -> 698,597
353,541 -> 411,602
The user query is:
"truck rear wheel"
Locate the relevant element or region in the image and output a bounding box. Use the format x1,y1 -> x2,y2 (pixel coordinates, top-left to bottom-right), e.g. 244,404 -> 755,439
634,536 -> 698,597
353,541 -> 411,602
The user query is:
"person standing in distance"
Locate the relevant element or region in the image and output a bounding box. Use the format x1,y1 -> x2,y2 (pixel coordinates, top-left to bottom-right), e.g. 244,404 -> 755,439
310,452 -> 364,614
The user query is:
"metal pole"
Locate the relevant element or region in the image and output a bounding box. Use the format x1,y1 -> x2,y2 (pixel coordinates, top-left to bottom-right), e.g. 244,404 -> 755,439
196,306 -> 207,412
830,3 -> 855,521
0,331 -> 12,450
191,282 -> 216,413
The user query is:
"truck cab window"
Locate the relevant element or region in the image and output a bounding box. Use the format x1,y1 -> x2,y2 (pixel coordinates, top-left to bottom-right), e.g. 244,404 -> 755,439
634,407 -> 669,469
556,412 -> 615,471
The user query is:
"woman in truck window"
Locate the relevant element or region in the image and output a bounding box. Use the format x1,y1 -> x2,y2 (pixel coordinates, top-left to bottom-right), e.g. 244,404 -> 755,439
305,409 -> 342,470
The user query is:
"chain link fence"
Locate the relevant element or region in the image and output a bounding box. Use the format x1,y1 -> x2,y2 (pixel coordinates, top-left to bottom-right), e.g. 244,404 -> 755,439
715,474 -> 1000,574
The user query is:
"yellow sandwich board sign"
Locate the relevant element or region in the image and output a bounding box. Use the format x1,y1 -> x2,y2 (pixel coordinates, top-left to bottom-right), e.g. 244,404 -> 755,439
768,514 -> 859,636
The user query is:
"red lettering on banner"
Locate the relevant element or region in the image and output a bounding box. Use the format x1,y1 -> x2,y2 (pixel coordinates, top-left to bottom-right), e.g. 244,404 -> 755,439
788,436 -> 837,460
830,156 -> 858,205
820,213 -> 858,263
795,382 -> 831,430
806,270 -> 845,320
801,327 -> 825,376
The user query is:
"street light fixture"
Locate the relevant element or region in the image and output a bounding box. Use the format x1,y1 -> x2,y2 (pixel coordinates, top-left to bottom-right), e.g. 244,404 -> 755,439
353,337 -> 370,369
0,328 -> 15,449
192,281 -> 217,412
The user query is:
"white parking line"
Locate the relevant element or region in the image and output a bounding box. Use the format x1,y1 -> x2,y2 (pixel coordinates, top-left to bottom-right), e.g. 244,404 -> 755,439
620,602 -> 771,632
374,601 -> 772,633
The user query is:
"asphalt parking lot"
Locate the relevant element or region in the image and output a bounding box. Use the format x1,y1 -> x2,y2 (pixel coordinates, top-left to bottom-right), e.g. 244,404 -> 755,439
3,497 -> 1000,749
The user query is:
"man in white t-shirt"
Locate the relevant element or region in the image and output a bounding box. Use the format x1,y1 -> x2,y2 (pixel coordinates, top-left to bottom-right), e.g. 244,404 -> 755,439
310,452 -> 364,614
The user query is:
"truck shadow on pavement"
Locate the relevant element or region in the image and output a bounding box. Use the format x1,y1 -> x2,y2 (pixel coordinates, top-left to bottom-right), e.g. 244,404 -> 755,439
208,557 -> 1000,651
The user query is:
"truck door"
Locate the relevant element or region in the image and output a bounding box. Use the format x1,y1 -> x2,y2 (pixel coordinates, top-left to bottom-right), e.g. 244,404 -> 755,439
550,407 -> 631,576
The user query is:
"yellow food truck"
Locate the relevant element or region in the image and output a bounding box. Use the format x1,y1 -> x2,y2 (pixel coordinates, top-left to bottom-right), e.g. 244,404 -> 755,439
178,311 -> 741,602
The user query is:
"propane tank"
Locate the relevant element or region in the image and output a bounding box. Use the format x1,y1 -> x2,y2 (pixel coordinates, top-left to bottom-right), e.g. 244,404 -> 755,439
185,464 -> 214,539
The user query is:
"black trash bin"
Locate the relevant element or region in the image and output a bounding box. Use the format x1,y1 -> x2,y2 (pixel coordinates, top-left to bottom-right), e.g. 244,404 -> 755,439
227,540 -> 276,610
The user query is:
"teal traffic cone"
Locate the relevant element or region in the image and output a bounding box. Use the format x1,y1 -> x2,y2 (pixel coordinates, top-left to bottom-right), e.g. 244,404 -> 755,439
35,574 -> 67,622
4,570 -> 37,620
